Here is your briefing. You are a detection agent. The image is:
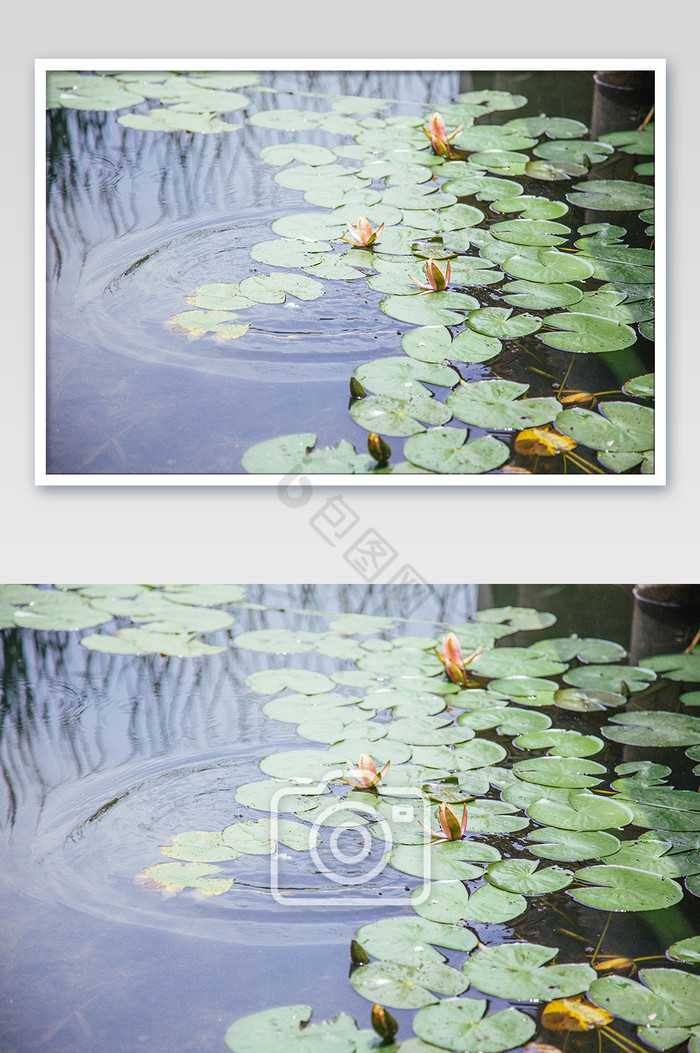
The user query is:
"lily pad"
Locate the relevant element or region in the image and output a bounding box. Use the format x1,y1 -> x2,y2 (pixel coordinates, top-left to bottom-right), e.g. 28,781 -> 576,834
525,827 -> 621,862
527,792 -> 634,831
448,380 -> 558,431
350,394 -> 451,436
485,859 -> 574,895
603,711 -> 700,748
556,403 -> 654,453
502,249 -> 595,284
401,326 -> 501,365
353,916 -> 478,966
353,359 -> 458,399
589,970 -> 700,1028
568,866 -> 684,911
465,307 -> 542,339
144,862 -> 232,896
642,651 -> 700,682
403,429 -> 510,474
539,312 -> 637,353
414,999 -> 536,1053
380,292 -> 478,326
462,942 -> 594,1000
567,179 -> 654,211
350,958 -> 468,1008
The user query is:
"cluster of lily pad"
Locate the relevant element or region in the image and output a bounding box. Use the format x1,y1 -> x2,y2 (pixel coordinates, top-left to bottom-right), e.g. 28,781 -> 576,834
0,583 -> 246,656
47,72 -> 656,475
124,602 -> 699,1053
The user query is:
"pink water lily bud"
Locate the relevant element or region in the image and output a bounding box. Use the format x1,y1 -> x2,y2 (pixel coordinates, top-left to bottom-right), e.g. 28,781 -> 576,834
441,633 -> 463,667
438,802 -> 468,840
343,753 -> 390,790
443,657 -> 468,686
422,111 -> 464,157
408,258 -> 451,293
343,216 -> 384,248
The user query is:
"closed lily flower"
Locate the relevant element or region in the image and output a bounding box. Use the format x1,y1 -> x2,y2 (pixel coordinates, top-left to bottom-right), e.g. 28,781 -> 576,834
343,753 -> 390,790
343,216 -> 384,248
426,802 -> 469,842
436,633 -> 483,686
422,111 -> 464,158
409,258 -> 451,292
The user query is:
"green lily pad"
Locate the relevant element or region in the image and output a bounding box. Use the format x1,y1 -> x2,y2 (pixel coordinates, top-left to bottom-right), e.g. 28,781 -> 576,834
512,755 -> 606,789
469,647 -> 566,679
526,158 -> 589,180
261,143 -> 337,166
144,862 -> 232,895
81,629 -> 224,657
350,394 -> 451,436
350,958 -> 468,1008
249,239 -> 331,269
611,786 -> 700,832
462,942 -> 594,999
568,865 -> 684,911
539,312 -> 637,353
502,249 -> 595,283
388,841 -> 484,882
527,791 -> 634,831
491,219 -> 570,247
236,629 -> 318,655
241,434 -> 373,475
501,279 -> 583,309
353,359 -> 458,400
603,711 -> 700,748
13,591 -> 110,631
57,73 -> 147,111
554,687 -> 627,712
525,827 -> 621,862
221,818 -> 316,855
443,174 -> 524,201
491,195 -> 570,220
448,380 -> 558,431
465,307 -> 542,339
403,428 -> 510,474
353,916 -> 477,966
160,830 -> 239,863
380,292 -> 478,326
642,651 -> 700,682
556,403 -> 654,453
531,636 -> 627,664
667,938 -> 700,965
590,971 -> 700,1031
534,139 -> 614,165
245,669 -> 332,694
401,326 -> 501,365
514,729 -> 604,757
623,373 -> 655,398
224,1004 -> 354,1053
485,859 -> 574,895
413,999 -> 536,1053
567,179 -> 654,211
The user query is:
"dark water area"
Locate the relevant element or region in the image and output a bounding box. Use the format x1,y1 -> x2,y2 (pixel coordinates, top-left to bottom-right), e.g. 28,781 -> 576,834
45,70 -> 654,475
1,585 -> 697,1052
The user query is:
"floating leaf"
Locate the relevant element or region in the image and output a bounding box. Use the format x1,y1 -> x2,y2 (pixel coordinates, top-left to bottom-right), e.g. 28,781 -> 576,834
462,942 -> 594,1000
236,629 -> 318,655
161,830 -> 239,863
527,792 -> 633,831
603,711 -> 700,748
567,179 -> 654,211
642,650 -> 700,682
589,970 -> 700,1028
402,326 -> 501,365
502,249 -> 595,284
144,862 -> 232,896
353,359 -> 458,399
469,647 -> 566,679
502,280 -> 583,310
667,938 -> 700,965
491,219 -> 570,247
354,916 -> 477,966
465,307 -> 542,339
512,755 -> 606,789
413,998 -> 536,1053
563,662 -> 656,692
380,292 -> 478,326
539,312 -> 637,353
247,669 -> 337,697
261,143 -> 337,166
403,429 -> 510,474
531,636 -> 627,664
526,827 -> 621,862
568,866 -> 684,911
350,394 -> 451,436
514,729 -> 604,757
515,427 -> 576,457
534,139 -> 614,165
448,380 -> 558,431
485,859 -> 574,896
491,195 -> 570,220
350,958 -> 468,1008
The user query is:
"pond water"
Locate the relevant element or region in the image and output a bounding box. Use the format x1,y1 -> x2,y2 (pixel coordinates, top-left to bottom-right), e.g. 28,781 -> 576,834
2,584 -> 698,1053
44,68 -> 656,477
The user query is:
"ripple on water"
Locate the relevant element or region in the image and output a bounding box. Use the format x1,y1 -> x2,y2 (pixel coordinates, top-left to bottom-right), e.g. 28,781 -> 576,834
24,748 -> 407,945
62,212 -> 396,383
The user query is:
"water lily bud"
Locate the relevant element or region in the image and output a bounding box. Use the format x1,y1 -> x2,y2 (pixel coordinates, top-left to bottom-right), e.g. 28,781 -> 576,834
443,657 -> 468,686
350,377 -> 366,399
350,939 -> 370,965
371,1004 -> 399,1043
438,802 -> 468,840
441,633 -> 464,667
368,432 -> 391,466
